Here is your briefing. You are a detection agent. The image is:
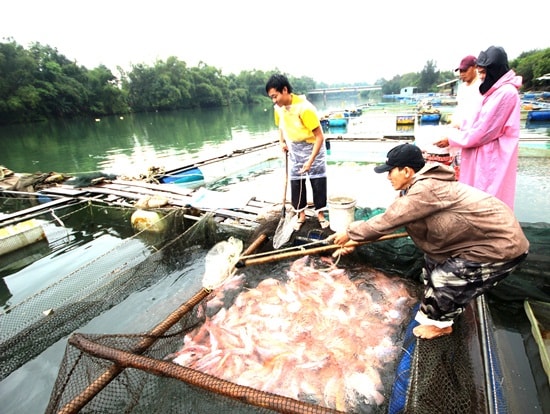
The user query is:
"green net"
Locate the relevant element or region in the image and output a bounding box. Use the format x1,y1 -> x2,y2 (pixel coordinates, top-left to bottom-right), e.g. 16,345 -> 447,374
15,206 -> 544,413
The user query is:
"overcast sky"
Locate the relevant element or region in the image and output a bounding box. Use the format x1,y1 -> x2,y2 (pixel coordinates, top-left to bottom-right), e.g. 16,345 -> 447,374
2,0 -> 549,85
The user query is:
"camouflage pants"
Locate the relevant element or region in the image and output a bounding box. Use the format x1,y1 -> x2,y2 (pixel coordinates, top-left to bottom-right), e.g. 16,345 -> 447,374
418,252 -> 528,324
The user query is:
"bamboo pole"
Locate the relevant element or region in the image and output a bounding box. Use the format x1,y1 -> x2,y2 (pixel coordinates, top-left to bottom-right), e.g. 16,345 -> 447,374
67,334 -> 342,414
236,232 -> 409,267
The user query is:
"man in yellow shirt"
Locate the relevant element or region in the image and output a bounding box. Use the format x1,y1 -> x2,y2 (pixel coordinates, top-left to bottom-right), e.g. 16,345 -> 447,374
266,74 -> 329,230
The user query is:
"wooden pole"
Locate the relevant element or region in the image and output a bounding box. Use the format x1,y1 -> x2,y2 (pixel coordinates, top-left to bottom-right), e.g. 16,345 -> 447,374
237,232 -> 408,267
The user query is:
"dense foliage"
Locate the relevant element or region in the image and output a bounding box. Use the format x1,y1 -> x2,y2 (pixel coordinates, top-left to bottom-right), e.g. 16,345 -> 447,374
0,39 -> 548,125
379,51 -> 550,95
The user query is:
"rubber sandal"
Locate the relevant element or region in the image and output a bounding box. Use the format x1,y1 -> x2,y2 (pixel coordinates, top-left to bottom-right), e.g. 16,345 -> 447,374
293,218 -> 306,231
318,219 -> 330,229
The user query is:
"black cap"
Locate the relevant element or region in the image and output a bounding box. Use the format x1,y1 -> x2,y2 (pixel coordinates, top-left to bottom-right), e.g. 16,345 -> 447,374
374,144 -> 425,173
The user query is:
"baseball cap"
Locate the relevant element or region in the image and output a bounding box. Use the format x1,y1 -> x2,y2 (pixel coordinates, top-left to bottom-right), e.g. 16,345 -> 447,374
455,55 -> 477,72
374,144 -> 425,173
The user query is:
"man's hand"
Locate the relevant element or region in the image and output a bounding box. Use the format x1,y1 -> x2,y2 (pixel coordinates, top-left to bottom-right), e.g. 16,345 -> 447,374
434,138 -> 449,148
327,232 -> 358,257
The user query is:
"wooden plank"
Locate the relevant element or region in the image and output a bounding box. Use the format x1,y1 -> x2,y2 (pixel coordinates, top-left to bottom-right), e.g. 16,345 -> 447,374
92,184 -> 193,203
111,180 -> 194,196
98,183 -> 164,198
209,208 -> 257,222
163,140 -> 278,175
39,186 -> 88,197
77,186 -> 192,209
0,197 -> 80,226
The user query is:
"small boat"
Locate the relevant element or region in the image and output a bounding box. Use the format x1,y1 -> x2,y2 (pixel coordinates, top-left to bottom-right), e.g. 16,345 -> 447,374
156,140 -> 279,186
347,107 -> 363,117
527,110 -> 550,122
416,100 -> 441,124
419,112 -> 441,123
326,110 -> 349,127
396,115 -> 415,125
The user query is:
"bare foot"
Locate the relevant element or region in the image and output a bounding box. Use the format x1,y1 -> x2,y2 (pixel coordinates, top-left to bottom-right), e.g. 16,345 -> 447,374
413,324 -> 453,339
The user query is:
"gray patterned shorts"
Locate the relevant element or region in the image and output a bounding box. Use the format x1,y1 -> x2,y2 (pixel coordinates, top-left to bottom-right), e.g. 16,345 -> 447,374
419,252 -> 528,322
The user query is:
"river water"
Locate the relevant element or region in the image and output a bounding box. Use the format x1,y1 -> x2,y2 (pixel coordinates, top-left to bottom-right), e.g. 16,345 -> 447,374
1,103 -> 548,222
0,103 -> 549,413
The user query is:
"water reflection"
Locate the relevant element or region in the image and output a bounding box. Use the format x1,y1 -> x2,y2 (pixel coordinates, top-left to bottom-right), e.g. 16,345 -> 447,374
0,105 -> 277,175
525,120 -> 550,133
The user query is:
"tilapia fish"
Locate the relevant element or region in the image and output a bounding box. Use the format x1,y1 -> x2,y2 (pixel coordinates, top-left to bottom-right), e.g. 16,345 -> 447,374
170,256 -> 417,412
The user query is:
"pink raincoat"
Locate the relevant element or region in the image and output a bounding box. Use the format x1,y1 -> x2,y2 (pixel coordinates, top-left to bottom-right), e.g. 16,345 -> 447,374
448,69 -> 522,209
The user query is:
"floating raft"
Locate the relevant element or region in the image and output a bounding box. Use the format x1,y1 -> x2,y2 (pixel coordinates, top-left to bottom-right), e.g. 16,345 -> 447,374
32,178 -> 285,241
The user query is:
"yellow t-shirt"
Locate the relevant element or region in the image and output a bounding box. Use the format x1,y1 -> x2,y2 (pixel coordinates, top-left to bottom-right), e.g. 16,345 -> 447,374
274,94 -> 320,144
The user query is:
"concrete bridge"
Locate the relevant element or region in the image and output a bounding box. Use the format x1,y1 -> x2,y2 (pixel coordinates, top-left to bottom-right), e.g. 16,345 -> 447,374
307,85 -> 382,105
307,85 -> 382,95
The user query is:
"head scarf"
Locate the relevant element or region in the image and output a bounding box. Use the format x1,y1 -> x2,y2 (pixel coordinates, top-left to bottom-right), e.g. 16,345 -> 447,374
477,46 -> 510,95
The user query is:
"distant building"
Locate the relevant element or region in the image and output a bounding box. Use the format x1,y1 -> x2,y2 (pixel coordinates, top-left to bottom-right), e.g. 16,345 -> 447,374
437,79 -> 460,96
400,87 -> 417,96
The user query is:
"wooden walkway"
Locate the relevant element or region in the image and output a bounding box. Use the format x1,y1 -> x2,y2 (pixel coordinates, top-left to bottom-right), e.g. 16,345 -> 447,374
3,179 -> 281,230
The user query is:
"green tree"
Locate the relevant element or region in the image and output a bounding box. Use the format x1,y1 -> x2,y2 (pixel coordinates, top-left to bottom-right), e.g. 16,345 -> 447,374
123,63 -> 158,111
189,63 -> 228,108
28,42 -> 89,117
86,65 -> 128,115
512,49 -> 550,91
0,40 -> 42,123
418,60 -> 439,93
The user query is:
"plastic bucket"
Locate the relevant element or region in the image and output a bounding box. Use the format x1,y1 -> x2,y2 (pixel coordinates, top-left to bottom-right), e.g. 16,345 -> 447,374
327,196 -> 356,232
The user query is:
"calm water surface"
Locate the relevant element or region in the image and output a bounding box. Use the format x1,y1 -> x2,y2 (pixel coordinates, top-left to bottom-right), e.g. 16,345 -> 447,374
1,103 -> 548,176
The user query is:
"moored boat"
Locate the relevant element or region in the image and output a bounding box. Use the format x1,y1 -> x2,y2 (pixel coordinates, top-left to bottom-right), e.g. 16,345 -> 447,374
418,112 -> 441,123
527,109 -> 550,122
326,110 -> 349,127
396,114 -> 415,125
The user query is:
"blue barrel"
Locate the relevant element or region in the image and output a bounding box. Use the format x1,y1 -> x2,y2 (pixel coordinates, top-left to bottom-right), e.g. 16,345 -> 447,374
420,113 -> 441,123
160,167 -> 204,184
527,110 -> 550,122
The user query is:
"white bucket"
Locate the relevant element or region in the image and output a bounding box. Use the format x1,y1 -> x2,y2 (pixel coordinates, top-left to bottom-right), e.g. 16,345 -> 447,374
327,196 -> 356,232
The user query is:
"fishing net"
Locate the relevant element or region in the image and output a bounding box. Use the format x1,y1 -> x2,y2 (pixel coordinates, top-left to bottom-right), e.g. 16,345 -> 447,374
0,200 -> 217,381
43,237 -> 504,414
487,222 -> 550,303
348,207 -> 424,279
45,234 -> 423,414
389,297 -> 500,414
33,205 -> 541,413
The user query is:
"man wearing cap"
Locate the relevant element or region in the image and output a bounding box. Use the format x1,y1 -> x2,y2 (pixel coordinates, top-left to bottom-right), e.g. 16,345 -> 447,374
451,55 -> 482,130
330,143 -> 529,339
435,46 -> 522,210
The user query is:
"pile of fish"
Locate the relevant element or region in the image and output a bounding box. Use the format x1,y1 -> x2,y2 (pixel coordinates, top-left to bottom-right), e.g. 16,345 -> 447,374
170,256 -> 418,412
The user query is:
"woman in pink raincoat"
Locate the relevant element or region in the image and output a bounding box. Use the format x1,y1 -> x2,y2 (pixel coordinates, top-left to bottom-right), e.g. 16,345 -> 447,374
436,46 -> 522,209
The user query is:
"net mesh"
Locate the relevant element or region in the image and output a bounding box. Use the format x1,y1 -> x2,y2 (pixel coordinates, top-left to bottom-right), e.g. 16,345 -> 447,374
42,238 -> 500,413
42,217 -> 424,413
3,200 -> 514,413
0,200 -> 215,380
389,298 -> 506,414
45,278 -> 499,414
